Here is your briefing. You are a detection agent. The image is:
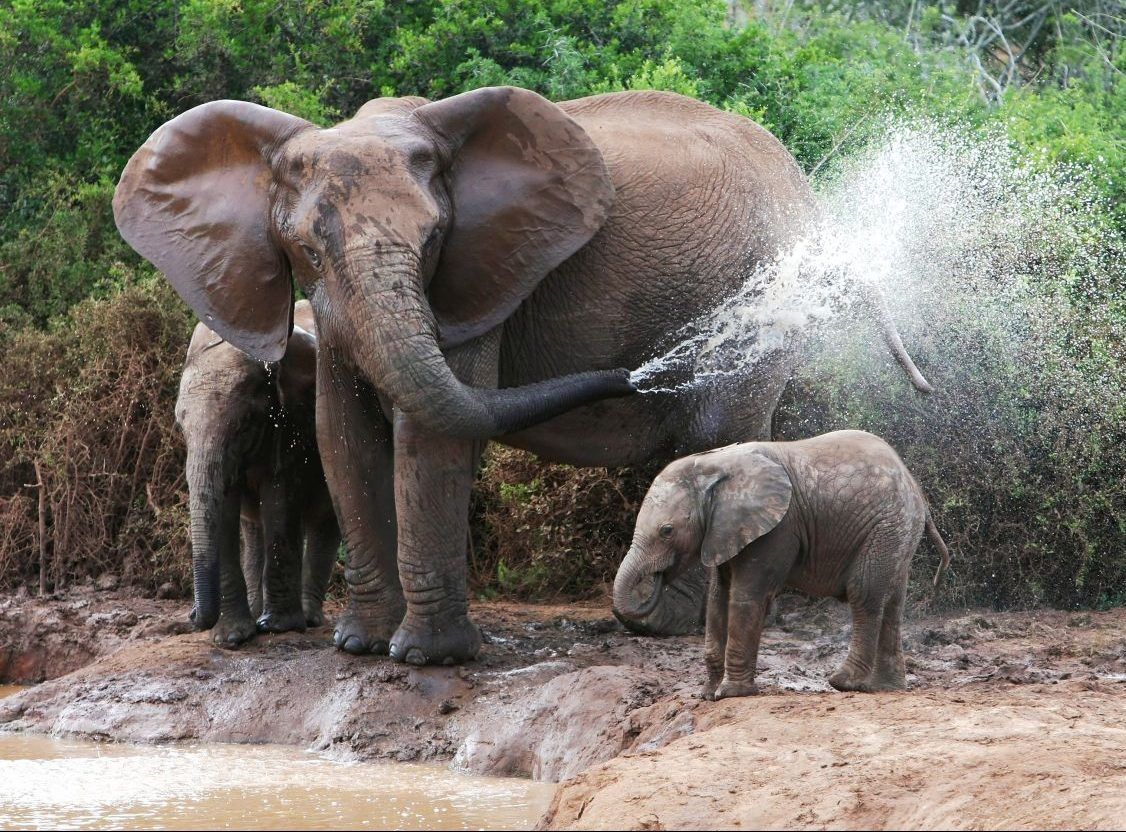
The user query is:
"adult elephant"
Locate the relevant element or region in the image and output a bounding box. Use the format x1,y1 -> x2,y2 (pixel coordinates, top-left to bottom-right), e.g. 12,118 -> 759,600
114,87 -> 931,665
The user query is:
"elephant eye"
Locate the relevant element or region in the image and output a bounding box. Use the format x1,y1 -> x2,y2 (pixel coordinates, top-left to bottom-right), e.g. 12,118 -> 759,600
301,245 -> 322,270
659,523 -> 674,539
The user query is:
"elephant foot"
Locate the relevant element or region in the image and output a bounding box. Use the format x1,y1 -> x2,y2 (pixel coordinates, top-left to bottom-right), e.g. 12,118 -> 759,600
866,669 -> 907,692
303,604 -> 327,628
828,667 -> 874,692
388,612 -> 482,666
256,609 -> 307,634
332,609 -> 396,655
712,678 -> 759,700
211,614 -> 258,648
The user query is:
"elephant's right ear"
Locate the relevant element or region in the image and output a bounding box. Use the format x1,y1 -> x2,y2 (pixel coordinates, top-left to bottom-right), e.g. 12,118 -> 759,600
113,101 -> 313,361
699,452 -> 792,568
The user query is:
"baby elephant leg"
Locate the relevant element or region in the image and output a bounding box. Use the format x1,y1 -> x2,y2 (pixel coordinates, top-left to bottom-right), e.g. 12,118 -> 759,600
712,538 -> 793,700
829,590 -> 884,692
703,566 -> 729,700
872,577 -> 908,691
713,591 -> 771,700
830,534 -> 908,692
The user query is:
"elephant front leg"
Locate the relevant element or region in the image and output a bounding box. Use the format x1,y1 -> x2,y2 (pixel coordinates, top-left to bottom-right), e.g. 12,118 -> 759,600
713,592 -> 770,700
387,415 -> 483,666
256,479 -> 307,633
713,539 -> 794,699
210,500 -> 258,648
319,351 -> 402,654
703,566 -> 729,700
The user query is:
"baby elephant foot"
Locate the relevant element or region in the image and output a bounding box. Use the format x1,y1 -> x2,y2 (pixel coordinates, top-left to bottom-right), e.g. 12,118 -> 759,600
332,609 -> 396,655
388,613 -> 482,666
211,614 -> 258,649
828,667 -> 874,692
256,609 -> 307,634
866,669 -> 907,692
712,679 -> 759,700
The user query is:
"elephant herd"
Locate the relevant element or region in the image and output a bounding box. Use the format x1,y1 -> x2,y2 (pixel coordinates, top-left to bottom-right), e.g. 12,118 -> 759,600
117,86 -> 939,687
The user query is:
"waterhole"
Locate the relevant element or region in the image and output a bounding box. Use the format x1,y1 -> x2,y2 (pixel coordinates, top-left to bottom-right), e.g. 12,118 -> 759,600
0,687 -> 552,830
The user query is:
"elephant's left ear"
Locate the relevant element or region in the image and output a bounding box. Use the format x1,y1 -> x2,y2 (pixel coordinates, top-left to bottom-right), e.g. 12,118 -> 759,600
413,87 -> 615,346
699,452 -> 793,568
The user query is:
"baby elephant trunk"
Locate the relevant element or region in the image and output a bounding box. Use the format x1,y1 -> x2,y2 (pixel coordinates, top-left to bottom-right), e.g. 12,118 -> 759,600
612,543 -> 709,636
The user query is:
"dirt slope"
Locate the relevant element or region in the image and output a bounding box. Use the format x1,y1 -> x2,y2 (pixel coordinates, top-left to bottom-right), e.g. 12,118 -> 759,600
540,682 -> 1126,830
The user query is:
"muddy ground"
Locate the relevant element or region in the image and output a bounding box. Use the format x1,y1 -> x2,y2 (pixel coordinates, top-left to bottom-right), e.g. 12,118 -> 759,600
1,590 -> 1124,829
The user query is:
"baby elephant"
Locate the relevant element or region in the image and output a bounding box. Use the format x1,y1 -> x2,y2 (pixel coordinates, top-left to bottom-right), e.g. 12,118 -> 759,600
613,430 -> 949,698
176,300 -> 340,646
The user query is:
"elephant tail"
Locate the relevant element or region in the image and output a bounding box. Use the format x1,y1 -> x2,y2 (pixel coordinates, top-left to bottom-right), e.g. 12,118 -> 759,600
926,510 -> 951,588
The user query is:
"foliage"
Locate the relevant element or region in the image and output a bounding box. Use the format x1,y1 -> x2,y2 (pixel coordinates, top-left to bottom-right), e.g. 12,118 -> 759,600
0,281 -> 194,592
0,1 -> 1122,606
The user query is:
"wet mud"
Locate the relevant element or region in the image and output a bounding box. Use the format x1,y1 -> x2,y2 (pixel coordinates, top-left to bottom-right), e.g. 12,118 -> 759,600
2,591 -> 1124,828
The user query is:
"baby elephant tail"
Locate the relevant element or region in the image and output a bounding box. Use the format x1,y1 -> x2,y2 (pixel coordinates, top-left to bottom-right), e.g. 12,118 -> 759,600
926,512 -> 951,587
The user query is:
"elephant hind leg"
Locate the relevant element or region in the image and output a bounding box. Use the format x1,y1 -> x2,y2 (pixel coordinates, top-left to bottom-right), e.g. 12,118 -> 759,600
870,579 -> 908,691
829,542 -> 895,692
240,514 -> 264,619
829,595 -> 883,692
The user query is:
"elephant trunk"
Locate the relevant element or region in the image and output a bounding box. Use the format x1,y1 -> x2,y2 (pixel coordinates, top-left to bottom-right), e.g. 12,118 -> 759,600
613,542 -> 708,636
185,446 -> 239,630
350,259 -> 635,440
612,542 -> 665,621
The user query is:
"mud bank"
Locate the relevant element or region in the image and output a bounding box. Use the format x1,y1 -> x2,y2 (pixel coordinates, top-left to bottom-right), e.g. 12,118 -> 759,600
2,593 -> 1125,828
1,593 -> 705,781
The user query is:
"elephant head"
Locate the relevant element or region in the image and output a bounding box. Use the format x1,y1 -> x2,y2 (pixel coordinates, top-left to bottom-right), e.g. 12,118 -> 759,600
116,87 -> 634,440
613,448 -> 793,628
176,302 -> 318,630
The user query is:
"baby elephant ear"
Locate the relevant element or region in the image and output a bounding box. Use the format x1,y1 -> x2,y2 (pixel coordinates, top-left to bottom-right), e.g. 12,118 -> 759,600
113,101 -> 312,361
700,452 -> 793,568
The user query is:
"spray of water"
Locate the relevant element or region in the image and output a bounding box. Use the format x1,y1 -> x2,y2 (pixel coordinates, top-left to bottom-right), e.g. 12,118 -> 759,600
629,118 -> 1116,397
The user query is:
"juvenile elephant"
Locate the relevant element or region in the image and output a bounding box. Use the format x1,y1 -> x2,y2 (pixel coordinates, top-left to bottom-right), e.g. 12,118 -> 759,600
177,300 -> 340,646
115,87 -> 932,664
613,430 -> 949,698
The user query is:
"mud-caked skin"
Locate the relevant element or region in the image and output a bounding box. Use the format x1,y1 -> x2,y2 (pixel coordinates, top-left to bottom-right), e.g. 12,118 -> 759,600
115,88 -> 933,665
613,430 -> 951,697
177,301 -> 340,648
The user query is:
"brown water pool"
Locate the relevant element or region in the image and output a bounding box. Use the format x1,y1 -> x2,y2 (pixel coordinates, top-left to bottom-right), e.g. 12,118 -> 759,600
0,686 -> 552,830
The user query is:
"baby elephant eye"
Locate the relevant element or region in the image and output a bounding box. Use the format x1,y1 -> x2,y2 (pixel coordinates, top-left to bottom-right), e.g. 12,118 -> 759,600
302,245 -> 322,270
658,523 -> 674,539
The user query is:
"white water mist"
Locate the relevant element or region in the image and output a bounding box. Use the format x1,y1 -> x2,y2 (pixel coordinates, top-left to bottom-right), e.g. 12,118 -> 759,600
629,118 -> 1112,394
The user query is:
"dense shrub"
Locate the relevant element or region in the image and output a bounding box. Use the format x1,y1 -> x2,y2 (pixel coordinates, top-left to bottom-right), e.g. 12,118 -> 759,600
0,280 -> 193,592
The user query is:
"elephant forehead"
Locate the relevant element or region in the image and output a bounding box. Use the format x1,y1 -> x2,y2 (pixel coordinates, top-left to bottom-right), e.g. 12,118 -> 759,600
643,480 -> 689,513
282,127 -> 426,184
279,136 -> 437,244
